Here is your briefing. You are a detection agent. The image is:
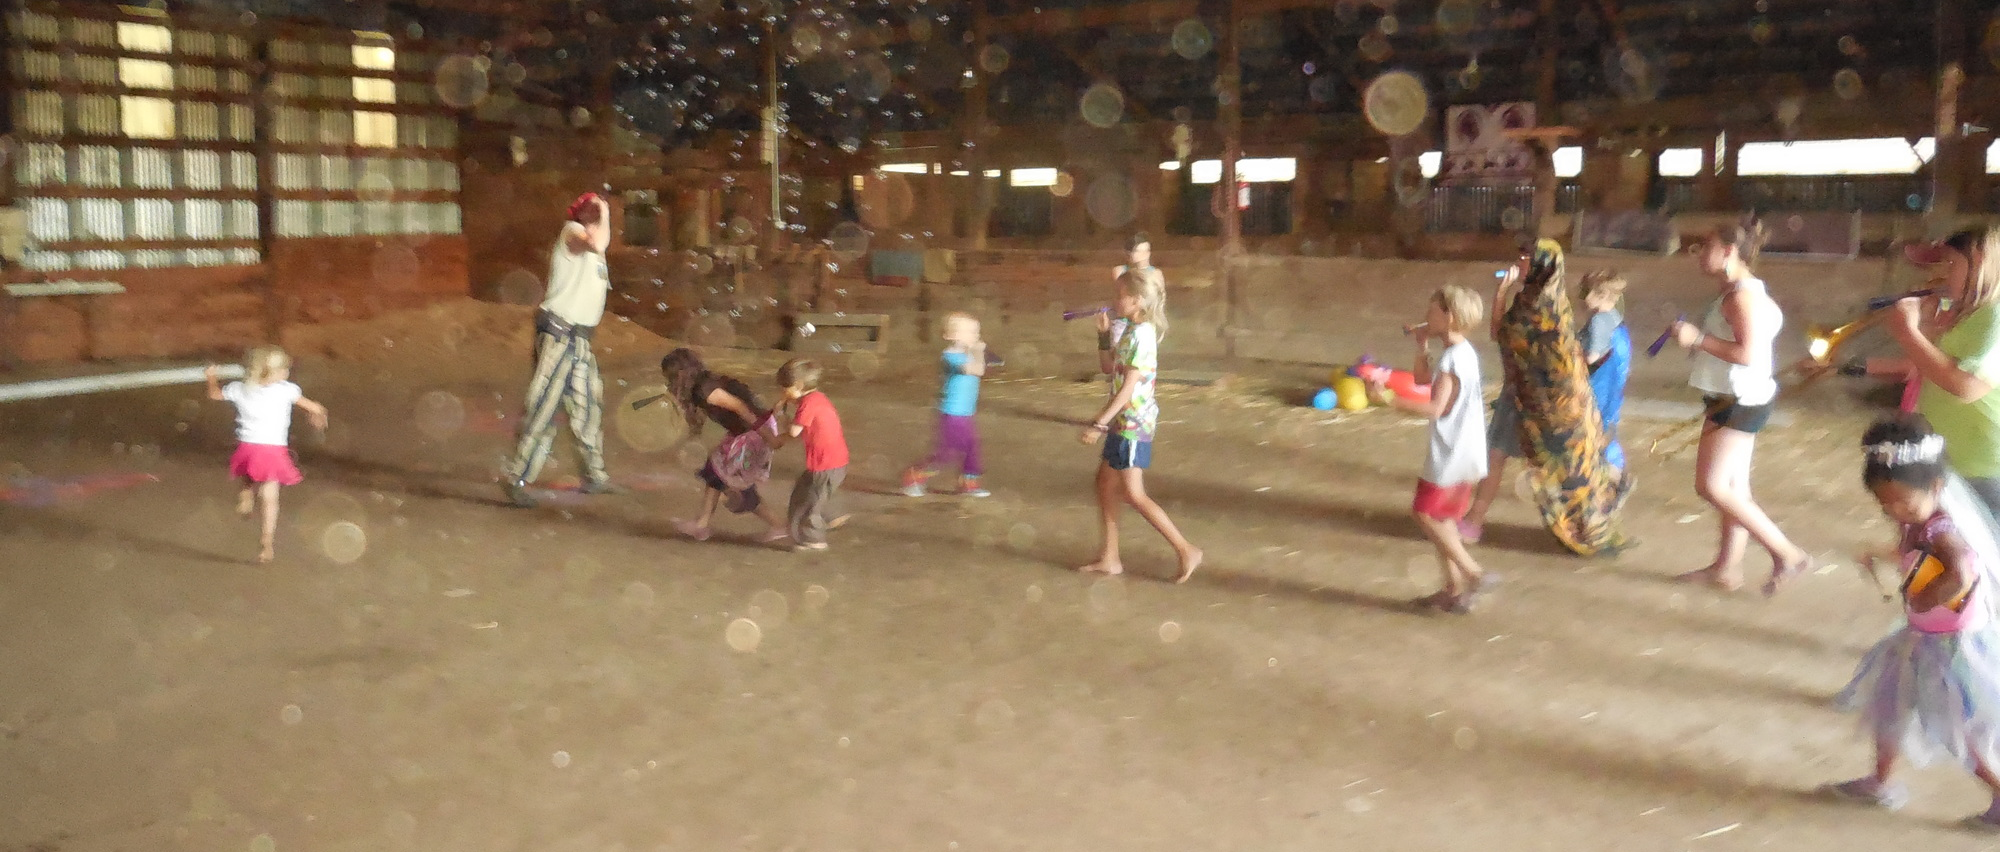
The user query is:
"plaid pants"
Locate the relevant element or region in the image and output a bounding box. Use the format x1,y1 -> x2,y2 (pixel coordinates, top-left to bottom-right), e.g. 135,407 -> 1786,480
506,329 -> 607,485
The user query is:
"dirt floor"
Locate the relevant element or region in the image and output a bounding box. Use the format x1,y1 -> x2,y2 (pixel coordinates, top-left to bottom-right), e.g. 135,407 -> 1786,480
4,300 -> 1998,852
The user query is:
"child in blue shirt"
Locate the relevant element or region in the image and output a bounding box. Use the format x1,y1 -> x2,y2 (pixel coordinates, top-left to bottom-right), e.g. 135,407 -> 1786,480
1580,271 -> 1631,473
902,312 -> 990,497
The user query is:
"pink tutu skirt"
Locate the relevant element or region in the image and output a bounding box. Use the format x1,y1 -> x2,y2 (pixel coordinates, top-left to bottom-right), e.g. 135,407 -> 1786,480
229,443 -> 303,485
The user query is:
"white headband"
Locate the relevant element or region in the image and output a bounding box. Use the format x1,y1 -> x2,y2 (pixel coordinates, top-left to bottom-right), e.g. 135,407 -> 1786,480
1866,435 -> 1945,467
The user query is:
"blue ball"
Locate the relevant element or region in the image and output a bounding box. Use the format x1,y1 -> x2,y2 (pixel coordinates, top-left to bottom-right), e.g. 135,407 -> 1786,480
1312,387 -> 1338,410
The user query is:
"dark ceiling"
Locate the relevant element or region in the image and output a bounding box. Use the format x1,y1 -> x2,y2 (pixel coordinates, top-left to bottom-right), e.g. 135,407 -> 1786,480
128,0 -> 1999,152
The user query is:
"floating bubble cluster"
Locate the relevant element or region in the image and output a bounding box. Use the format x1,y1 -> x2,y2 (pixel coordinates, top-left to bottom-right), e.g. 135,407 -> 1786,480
1362,71 -> 1427,136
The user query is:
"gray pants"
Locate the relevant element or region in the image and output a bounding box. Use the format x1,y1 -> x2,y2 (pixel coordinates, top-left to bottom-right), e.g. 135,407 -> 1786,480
507,329 -> 607,485
788,467 -> 847,545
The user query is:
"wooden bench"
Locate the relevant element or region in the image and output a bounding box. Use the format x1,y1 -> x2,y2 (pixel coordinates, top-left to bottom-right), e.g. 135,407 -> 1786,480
791,312 -> 890,354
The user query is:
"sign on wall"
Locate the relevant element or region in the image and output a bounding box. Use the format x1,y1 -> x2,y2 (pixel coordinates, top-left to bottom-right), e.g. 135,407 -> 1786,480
1442,103 -> 1536,184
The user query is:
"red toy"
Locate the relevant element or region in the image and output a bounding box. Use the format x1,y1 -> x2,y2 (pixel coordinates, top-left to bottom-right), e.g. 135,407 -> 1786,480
1348,355 -> 1432,406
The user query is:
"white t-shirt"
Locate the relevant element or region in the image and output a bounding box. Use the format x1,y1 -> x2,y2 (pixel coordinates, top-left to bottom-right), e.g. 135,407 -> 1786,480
540,222 -> 609,327
1423,340 -> 1489,486
223,380 -> 302,446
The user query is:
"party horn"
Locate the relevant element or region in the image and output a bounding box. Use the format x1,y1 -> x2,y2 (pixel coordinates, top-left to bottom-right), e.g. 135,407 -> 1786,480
1865,288 -> 1938,311
1063,306 -> 1112,321
630,393 -> 668,410
1646,315 -> 1685,358
1402,322 -> 1429,336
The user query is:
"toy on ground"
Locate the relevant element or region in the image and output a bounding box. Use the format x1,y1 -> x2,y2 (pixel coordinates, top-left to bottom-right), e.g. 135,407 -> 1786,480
1330,377 -> 1370,410
1311,387 -> 1339,411
1345,356 -> 1431,406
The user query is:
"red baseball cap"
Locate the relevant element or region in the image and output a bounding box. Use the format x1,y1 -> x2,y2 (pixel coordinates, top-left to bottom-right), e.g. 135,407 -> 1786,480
567,192 -> 602,221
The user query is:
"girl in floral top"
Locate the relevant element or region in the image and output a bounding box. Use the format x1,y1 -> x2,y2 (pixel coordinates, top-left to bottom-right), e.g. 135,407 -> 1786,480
1077,268 -> 1203,583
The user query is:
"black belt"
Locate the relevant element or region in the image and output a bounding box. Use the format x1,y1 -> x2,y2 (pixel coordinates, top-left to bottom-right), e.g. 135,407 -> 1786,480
536,309 -> 595,340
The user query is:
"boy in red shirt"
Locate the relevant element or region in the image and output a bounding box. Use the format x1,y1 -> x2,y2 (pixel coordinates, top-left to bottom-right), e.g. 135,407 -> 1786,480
774,359 -> 849,551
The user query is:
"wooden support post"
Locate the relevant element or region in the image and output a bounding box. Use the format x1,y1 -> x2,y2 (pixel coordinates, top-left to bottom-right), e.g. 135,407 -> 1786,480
251,21 -> 282,343
964,0 -> 994,249
1218,0 -> 1243,257
1930,0 -> 1969,220
1529,0 -> 1561,238
762,21 -> 784,253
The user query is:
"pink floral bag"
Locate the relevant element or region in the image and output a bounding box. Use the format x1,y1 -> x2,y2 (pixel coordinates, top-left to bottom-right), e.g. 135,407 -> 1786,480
707,413 -> 779,492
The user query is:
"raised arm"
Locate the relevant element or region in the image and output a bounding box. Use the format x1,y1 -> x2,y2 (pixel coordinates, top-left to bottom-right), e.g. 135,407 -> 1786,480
1888,298 -> 1994,402
204,365 -> 225,401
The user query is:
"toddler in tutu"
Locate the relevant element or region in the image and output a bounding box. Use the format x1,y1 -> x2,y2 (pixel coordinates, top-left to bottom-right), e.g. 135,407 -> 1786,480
1825,415 -> 2000,828
205,347 -> 328,564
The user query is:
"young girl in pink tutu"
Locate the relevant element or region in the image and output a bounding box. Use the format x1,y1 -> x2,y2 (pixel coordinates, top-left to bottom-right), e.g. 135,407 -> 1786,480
1825,415 -> 2000,828
206,347 -> 328,564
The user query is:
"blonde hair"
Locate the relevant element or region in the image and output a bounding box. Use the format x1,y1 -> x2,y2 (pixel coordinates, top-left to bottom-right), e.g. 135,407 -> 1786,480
245,345 -> 291,386
944,311 -> 980,339
1952,225 -> 2000,317
1119,267 -> 1169,339
1580,269 -> 1627,298
777,358 -> 822,392
1433,285 -> 1483,333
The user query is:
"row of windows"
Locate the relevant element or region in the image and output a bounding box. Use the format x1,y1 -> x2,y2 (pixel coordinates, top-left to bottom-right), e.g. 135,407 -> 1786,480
23,196 -> 462,245
16,91 -> 255,142
272,201 -> 462,238
272,107 -> 454,149
26,197 -> 259,243
18,143 -> 259,191
7,12 -> 251,59
22,247 -> 262,272
271,154 -> 459,193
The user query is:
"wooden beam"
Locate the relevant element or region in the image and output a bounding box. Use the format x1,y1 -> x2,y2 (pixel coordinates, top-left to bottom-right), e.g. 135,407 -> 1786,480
1930,0 -> 1969,218
965,0 -> 995,249
1531,0 -> 1562,236
1219,0 -> 1243,258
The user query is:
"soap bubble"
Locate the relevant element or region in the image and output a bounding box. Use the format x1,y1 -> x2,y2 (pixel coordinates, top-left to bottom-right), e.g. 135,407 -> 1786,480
434,55 -> 490,108
685,314 -> 737,349
1158,621 -> 1183,643
856,173 -> 914,229
726,618 -> 762,651
551,750 -> 571,768
1079,83 -> 1125,128
1358,33 -> 1392,62
1050,172 -> 1075,198
748,589 -> 789,627
1362,71 -> 1427,136
1833,68 -> 1864,100
1170,20 -> 1213,59
1087,577 -> 1126,613
1086,174 -> 1137,227
615,385 -> 687,452
321,522 -> 367,564
848,351 -> 882,381
1499,207 -> 1526,231
280,704 -> 303,725
1005,523 -> 1037,551
249,834 -> 275,852
803,584 -> 830,610
495,268 -> 542,306
1453,726 -> 1479,749
1377,14 -> 1400,35
357,171 -> 395,203
622,581 -> 656,609
978,44 -> 1009,73
828,221 -> 870,262
414,390 -> 465,440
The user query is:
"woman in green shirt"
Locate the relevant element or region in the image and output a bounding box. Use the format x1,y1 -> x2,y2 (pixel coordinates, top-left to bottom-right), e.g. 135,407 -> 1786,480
1880,227 -> 2000,515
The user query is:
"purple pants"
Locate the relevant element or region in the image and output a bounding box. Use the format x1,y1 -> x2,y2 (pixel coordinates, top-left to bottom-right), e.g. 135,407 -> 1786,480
912,414 -> 983,479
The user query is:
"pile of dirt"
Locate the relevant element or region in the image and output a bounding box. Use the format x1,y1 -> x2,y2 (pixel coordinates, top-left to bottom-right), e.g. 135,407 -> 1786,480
280,299 -> 678,368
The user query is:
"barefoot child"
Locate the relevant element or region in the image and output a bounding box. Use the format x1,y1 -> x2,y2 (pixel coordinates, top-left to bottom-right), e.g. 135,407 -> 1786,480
772,359 -> 849,552
659,348 -> 787,543
1459,254 -> 1529,543
1368,285 -> 1495,613
1077,268 -> 1203,583
205,347 -> 328,564
1824,416 -> 2000,827
901,312 -> 989,497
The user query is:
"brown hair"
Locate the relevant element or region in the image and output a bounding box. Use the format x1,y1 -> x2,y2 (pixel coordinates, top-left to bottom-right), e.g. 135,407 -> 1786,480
1126,232 -> 1151,252
778,358 -> 823,392
1580,269 -> 1627,298
660,348 -> 710,431
1709,219 -> 1768,268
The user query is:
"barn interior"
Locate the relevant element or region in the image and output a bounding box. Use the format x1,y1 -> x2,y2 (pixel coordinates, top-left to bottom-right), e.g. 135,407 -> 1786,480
4,0 -> 2000,849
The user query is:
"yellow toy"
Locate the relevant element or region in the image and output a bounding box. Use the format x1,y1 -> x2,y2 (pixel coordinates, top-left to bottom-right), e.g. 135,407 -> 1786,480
1332,375 -> 1370,410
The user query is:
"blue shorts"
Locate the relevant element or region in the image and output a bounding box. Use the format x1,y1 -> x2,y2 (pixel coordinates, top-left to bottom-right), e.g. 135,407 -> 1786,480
1102,436 -> 1152,470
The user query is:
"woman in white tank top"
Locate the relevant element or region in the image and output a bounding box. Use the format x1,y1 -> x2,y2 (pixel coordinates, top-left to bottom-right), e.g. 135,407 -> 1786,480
1667,222 -> 1812,595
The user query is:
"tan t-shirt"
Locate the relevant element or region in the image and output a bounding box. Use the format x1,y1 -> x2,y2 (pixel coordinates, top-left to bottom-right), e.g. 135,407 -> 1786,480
540,222 -> 608,327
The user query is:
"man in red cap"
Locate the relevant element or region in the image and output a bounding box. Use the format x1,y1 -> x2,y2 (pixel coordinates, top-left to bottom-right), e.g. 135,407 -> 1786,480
502,192 -> 615,507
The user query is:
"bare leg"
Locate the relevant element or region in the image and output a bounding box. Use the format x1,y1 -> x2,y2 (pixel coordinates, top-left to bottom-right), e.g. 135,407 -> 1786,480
1117,468 -> 1202,582
256,481 -> 280,563
1414,512 -> 1485,599
1079,463 -> 1124,575
694,489 -> 722,527
237,484 -> 254,518
1699,426 -> 1809,593
1462,450 -> 1508,528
